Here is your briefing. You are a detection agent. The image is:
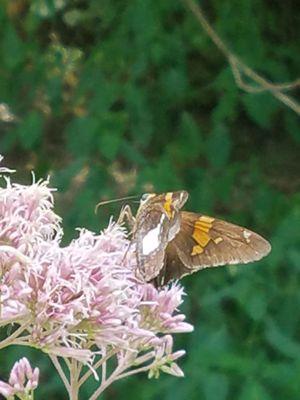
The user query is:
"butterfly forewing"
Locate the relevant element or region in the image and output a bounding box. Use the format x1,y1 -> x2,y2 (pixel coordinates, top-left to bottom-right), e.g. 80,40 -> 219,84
133,191 -> 188,282
159,211 -> 271,284
134,209 -> 170,281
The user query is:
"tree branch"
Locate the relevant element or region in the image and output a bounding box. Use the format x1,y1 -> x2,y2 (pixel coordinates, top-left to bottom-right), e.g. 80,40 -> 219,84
183,0 -> 300,115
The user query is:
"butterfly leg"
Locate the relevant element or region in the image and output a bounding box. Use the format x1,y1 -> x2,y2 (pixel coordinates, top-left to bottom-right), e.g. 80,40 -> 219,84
117,204 -> 136,266
117,204 -> 136,230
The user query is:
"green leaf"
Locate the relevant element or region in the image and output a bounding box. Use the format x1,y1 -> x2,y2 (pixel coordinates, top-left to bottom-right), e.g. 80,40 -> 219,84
242,289 -> 267,321
203,373 -> 229,400
141,155 -> 183,191
2,24 -> 24,69
265,319 -> 300,360
242,93 -> 278,129
16,111 -> 43,150
239,380 -> 272,400
98,131 -> 122,161
168,112 -> 203,163
66,116 -> 99,156
206,124 -> 232,168
97,112 -> 127,161
125,84 -> 153,147
160,67 -> 187,101
213,67 -> 239,123
285,112 -> 300,143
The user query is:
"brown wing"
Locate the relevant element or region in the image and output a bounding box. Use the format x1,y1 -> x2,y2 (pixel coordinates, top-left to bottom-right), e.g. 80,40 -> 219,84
134,206 -> 182,282
134,191 -> 188,282
159,211 -> 271,285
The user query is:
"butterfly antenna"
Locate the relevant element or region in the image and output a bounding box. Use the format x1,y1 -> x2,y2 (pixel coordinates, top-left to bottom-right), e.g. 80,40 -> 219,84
94,195 -> 139,214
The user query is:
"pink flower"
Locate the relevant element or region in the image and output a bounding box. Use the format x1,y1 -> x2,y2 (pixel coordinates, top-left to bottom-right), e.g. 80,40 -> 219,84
0,176 -> 61,254
148,335 -> 186,378
139,283 -> 194,333
0,157 -> 194,388
0,357 -> 39,398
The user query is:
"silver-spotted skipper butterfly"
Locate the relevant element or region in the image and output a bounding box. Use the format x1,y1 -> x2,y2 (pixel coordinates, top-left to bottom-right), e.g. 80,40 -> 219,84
119,190 -> 271,286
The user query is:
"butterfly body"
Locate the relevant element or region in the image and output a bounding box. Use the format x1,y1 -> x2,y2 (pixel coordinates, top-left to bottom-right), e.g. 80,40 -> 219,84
129,191 -> 271,286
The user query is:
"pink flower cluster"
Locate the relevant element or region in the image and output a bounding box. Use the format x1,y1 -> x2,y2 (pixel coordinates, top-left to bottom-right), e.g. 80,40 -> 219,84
0,157 -> 193,396
0,357 -> 39,399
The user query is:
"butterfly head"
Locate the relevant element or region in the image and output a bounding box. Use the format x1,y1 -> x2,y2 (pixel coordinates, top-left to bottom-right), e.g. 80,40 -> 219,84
139,192 -> 157,206
139,190 -> 188,208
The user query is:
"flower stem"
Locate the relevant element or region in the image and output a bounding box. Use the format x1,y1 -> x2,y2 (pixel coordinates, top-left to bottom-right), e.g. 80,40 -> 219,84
70,359 -> 80,400
117,365 -> 152,380
89,353 -> 135,400
78,350 -> 118,387
49,355 -> 71,396
0,322 -> 30,349
89,366 -> 122,400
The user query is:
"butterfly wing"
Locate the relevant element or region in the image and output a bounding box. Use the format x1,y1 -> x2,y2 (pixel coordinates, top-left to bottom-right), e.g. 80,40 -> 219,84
160,211 -> 271,284
134,191 -> 188,282
134,206 -> 181,281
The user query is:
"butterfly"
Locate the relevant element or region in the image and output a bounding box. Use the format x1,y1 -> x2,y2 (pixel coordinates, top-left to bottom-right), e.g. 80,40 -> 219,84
119,190 -> 271,286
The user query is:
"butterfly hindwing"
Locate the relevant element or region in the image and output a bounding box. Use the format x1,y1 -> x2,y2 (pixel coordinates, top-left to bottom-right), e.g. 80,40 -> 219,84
160,211 -> 271,284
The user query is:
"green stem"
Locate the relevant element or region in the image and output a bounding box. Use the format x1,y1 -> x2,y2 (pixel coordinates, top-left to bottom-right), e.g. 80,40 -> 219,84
49,355 -> 71,396
70,359 -> 80,400
0,322 -> 30,349
78,349 -> 118,387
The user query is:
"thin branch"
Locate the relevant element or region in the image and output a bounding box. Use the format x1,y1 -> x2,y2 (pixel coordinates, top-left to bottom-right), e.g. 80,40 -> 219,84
88,350 -> 134,400
230,57 -> 300,93
101,348 -> 107,386
9,336 -> 32,345
69,359 -> 80,400
89,357 -> 157,400
78,349 -> 118,387
49,355 -> 71,395
116,364 -> 153,380
89,365 -> 122,400
64,357 -> 72,371
0,315 -> 30,328
0,322 -> 30,349
183,0 -> 300,115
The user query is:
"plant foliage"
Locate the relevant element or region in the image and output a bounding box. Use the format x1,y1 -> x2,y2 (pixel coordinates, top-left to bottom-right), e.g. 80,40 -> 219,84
0,1 -> 299,399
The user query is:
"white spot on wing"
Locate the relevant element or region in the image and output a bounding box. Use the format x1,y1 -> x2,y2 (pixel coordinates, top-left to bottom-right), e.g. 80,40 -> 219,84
142,215 -> 165,255
243,230 -> 252,243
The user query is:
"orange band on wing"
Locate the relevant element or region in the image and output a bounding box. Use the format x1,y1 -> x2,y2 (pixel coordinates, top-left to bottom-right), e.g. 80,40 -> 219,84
163,192 -> 173,219
191,245 -> 204,255
193,229 -> 210,248
198,215 -> 215,224
191,216 -> 215,256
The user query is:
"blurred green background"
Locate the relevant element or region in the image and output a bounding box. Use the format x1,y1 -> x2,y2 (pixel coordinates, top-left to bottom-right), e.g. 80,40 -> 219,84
0,1 -> 300,399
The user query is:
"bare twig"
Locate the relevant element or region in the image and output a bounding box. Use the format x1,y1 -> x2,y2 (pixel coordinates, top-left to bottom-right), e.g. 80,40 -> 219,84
183,0 -> 300,115
229,58 -> 300,93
